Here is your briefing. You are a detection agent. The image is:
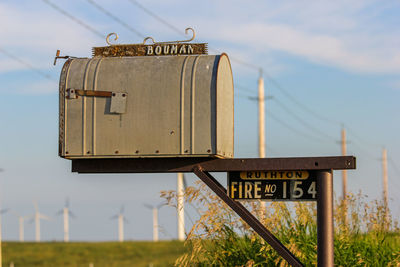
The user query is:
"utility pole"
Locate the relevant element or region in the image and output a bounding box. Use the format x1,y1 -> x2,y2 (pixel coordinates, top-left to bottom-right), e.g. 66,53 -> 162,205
258,69 -> 267,215
341,128 -> 347,200
341,128 -> 348,224
382,148 -> 389,227
177,173 -> 185,241
258,69 -> 265,159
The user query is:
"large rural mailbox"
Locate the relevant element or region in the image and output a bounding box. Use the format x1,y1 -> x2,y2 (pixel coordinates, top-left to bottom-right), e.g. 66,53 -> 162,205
58,30 -> 234,159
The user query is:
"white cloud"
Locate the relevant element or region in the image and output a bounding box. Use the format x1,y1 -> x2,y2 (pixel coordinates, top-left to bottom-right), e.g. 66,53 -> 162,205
0,2 -> 100,72
205,22 -> 400,74
163,0 -> 400,74
1,0 -> 400,77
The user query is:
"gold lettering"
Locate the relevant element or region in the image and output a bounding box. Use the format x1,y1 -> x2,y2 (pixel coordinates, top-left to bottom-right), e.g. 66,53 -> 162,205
231,182 -> 237,198
163,45 -> 170,55
244,182 -> 253,198
155,46 -> 162,55
171,45 -> 178,54
254,182 -> 261,198
179,45 -> 186,54
187,45 -> 193,54
146,46 -> 153,55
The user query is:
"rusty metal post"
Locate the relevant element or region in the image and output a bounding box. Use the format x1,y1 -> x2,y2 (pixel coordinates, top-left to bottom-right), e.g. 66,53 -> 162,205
317,170 -> 334,267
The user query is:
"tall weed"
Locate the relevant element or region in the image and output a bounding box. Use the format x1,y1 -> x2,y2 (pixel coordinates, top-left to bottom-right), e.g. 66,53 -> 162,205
161,182 -> 400,266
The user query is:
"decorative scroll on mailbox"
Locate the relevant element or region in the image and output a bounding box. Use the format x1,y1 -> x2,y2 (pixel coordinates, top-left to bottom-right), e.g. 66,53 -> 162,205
58,28 -> 233,159
92,29 -> 208,58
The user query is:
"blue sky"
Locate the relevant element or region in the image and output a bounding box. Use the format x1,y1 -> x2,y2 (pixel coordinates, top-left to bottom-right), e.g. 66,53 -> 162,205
0,0 -> 399,241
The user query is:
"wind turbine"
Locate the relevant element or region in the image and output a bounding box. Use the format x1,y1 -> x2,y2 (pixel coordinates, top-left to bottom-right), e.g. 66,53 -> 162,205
32,201 -> 50,242
11,212 -> 28,242
56,198 -> 75,242
110,206 -> 128,242
144,202 -> 165,242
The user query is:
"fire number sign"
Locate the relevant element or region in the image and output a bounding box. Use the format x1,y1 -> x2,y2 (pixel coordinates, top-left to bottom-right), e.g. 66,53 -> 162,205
227,170 -> 317,201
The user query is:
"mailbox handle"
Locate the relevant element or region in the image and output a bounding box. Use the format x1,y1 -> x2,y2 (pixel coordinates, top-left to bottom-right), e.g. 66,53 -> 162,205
74,89 -> 112,97
66,89 -> 127,114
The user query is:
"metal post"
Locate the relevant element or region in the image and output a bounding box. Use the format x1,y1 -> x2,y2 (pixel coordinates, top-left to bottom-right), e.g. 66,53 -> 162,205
317,170 -> 334,267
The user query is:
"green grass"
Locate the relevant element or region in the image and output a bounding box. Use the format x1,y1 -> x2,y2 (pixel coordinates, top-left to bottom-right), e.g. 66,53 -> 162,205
2,241 -> 185,267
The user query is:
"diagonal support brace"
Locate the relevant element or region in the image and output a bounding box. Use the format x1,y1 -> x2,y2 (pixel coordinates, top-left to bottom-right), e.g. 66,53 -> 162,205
193,166 -> 304,267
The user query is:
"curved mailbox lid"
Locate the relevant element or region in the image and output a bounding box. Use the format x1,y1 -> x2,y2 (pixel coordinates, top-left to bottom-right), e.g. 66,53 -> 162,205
59,54 -> 233,159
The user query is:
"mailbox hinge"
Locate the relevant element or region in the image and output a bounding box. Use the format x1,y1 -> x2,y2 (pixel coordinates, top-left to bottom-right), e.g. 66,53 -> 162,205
66,89 -> 127,114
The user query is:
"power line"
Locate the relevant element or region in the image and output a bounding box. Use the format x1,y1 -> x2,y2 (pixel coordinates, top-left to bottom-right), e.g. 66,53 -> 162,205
347,140 -> 378,160
346,126 -> 382,147
128,0 -> 342,125
236,83 -> 337,141
127,0 -> 183,36
264,72 -> 342,125
86,0 -> 145,38
388,158 -> 400,191
389,158 -> 400,179
273,97 -> 337,142
42,0 -> 387,158
235,84 -> 258,94
41,0 -> 104,39
266,107 -> 328,143
0,47 -> 57,81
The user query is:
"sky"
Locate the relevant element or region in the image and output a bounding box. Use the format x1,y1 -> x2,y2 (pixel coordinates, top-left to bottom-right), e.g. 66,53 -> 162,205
0,0 -> 399,241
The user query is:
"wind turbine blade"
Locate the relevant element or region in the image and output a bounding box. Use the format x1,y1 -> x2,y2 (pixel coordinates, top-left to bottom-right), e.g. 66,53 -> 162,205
120,205 -> 125,214
69,211 -> 76,219
183,174 -> 188,190
143,203 -> 153,209
10,210 -> 19,217
55,210 -> 63,216
39,214 -> 51,221
110,215 -> 118,220
157,202 -> 166,209
0,208 -> 9,214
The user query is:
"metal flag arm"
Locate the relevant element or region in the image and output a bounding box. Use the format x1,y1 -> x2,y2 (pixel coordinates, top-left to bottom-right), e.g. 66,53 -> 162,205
192,166 -> 304,267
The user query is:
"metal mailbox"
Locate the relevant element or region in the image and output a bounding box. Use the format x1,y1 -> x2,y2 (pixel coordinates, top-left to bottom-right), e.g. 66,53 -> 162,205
59,50 -> 234,159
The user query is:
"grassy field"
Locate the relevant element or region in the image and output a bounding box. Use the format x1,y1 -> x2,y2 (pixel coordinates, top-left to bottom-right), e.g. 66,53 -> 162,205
2,241 -> 186,267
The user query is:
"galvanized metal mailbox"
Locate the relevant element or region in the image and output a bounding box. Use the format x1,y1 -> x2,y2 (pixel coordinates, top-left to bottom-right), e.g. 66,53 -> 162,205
58,29 -> 234,159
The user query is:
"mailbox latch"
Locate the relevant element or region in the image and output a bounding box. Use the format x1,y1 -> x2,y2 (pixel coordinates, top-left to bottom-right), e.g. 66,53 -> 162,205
66,89 -> 127,114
